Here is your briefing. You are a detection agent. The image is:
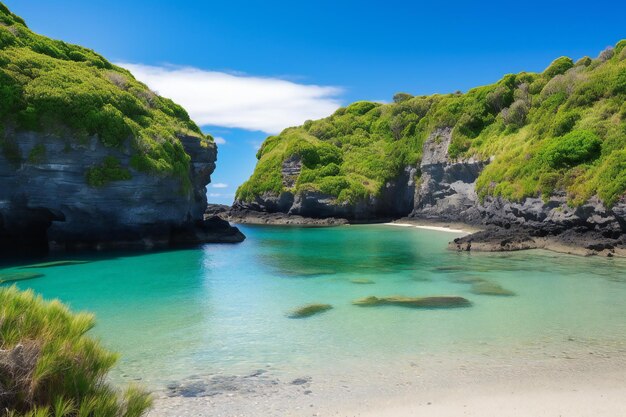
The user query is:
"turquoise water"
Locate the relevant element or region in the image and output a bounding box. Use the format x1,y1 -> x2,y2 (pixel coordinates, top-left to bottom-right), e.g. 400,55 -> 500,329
2,224 -> 626,387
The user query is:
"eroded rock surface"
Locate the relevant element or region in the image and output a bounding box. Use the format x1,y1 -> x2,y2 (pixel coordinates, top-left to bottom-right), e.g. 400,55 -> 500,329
0,131 -> 244,254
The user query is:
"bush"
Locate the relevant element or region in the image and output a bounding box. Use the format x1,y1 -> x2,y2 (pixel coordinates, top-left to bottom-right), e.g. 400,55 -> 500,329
501,99 -> 529,128
393,93 -> 413,104
552,111 -> 580,136
541,130 -> 602,169
0,286 -> 152,417
344,101 -> 379,116
543,56 -> 574,79
597,47 -> 614,62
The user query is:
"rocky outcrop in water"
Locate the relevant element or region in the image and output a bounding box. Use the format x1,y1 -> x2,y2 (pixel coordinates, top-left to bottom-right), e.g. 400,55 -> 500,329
0,130 -> 244,254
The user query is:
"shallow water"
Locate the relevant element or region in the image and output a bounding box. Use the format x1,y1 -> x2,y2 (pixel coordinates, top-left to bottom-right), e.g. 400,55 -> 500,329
2,225 -> 626,388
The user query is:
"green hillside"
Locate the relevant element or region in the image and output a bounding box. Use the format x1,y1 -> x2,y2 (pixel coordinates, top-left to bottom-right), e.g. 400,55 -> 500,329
0,3 -> 212,187
237,41 -> 626,207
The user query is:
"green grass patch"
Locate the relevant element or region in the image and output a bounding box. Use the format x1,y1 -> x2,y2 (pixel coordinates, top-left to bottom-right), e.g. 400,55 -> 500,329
0,285 -> 152,417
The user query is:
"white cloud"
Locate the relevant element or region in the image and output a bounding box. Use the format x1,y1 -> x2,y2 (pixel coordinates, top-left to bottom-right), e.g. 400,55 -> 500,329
118,63 -> 344,134
211,183 -> 228,188
213,136 -> 226,144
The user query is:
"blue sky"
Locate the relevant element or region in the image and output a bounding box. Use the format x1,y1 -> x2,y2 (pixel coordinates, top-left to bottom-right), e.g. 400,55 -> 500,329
4,0 -> 626,204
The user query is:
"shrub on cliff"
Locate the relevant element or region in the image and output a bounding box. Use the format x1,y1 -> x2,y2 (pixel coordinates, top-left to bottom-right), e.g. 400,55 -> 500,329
542,130 -> 602,169
0,285 -> 152,417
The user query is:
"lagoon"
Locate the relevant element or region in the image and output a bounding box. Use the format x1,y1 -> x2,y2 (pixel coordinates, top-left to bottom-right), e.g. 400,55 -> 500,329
2,224 -> 626,414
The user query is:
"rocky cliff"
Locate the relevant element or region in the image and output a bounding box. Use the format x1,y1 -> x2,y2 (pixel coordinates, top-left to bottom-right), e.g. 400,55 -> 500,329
409,127 -> 626,237
0,4 -> 243,253
0,130 -> 244,253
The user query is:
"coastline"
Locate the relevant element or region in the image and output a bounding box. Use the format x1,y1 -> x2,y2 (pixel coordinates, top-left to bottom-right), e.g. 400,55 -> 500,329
148,351 -> 626,417
210,205 -> 626,258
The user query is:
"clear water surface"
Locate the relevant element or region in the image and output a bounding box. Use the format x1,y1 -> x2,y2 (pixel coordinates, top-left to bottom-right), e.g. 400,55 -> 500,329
2,225 -> 626,387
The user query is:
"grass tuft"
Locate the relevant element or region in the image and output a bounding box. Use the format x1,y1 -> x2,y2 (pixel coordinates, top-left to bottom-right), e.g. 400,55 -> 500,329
0,286 -> 152,417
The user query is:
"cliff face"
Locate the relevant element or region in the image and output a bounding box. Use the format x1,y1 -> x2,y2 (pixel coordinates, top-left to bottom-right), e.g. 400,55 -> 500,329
233,157 -> 416,220
412,127 -> 487,223
0,131 -> 243,253
409,128 -> 626,236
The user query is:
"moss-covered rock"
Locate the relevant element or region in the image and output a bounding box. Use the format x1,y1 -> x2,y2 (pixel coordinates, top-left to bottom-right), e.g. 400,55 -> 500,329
19,260 -> 90,269
0,271 -> 44,284
433,266 -> 466,272
350,278 -> 376,284
449,275 -> 487,284
352,295 -> 471,309
288,303 -> 333,318
470,281 -> 516,296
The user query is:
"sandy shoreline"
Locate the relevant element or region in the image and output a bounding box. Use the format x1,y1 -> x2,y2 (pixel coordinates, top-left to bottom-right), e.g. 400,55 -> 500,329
148,350 -> 626,417
384,222 -> 469,234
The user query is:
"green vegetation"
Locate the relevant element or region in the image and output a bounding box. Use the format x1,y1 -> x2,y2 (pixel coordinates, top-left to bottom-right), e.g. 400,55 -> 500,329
238,40 -> 626,208
0,286 -> 152,417
0,4 -> 212,191
86,156 -> 132,187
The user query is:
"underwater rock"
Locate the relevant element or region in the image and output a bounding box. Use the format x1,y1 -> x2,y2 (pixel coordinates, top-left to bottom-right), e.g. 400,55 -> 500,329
409,276 -> 432,282
470,281 -> 516,296
287,304 -> 333,318
352,295 -> 471,309
19,260 -> 90,269
279,268 -> 336,277
450,275 -> 487,284
0,272 -> 44,284
350,278 -> 376,284
433,266 -> 465,272
291,377 -> 311,385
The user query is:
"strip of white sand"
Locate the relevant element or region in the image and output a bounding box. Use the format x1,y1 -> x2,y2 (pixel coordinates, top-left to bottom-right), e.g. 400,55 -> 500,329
383,222 -> 414,227
384,222 -> 468,234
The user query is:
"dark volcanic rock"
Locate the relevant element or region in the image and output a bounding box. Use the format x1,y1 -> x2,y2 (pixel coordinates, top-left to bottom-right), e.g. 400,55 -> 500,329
0,131 -> 244,254
211,206 -> 349,227
412,128 -> 488,223
449,227 -> 538,252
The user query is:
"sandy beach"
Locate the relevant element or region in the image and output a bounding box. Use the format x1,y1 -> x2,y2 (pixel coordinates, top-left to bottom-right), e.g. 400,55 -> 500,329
148,347 -> 626,417
385,222 -> 469,234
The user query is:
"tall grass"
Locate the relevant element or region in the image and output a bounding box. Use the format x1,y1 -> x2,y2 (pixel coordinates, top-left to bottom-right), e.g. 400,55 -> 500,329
0,286 -> 152,417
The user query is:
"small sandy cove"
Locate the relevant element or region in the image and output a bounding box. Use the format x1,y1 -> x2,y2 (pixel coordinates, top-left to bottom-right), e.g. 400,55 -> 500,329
383,220 -> 472,235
